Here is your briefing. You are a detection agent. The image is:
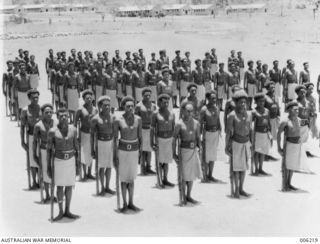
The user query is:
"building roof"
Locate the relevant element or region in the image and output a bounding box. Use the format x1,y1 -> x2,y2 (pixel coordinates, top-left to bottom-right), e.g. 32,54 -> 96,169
118,6 -> 140,12
0,5 -> 18,10
22,4 -> 46,9
162,4 -> 188,10
226,3 -> 266,10
48,4 -> 68,9
139,5 -> 154,11
190,4 -> 214,10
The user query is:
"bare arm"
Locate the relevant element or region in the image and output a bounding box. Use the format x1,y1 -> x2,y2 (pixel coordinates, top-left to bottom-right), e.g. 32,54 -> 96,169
20,109 -> 27,151
150,112 -> 157,149
33,124 -> 40,165
47,129 -> 54,178
277,121 -> 287,155
90,117 -> 97,158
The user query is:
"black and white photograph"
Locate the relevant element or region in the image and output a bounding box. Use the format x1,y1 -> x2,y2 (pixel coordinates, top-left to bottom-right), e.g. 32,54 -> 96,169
1,0 -> 320,239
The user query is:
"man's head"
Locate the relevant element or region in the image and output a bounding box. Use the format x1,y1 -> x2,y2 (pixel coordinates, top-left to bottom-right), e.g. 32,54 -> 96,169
138,49 -> 143,55
157,94 -> 170,110
121,96 -> 135,114
27,89 -> 40,105
117,60 -> 123,68
237,51 -> 242,57
233,90 -> 248,111
115,50 -> 120,56
181,101 -> 194,120
195,59 -> 201,68
305,82 -> 314,95
295,85 -> 306,99
273,60 -> 279,68
211,48 -> 216,54
19,63 -> 26,73
103,51 -> 108,58
219,62 -> 225,70
98,96 -> 111,113
77,51 -> 82,58
162,69 -> 170,80
262,63 -> 268,72
185,51 -> 190,58
125,51 -> 131,58
24,50 -> 29,57
254,92 -> 265,107
49,49 -> 53,55
106,63 -> 112,72
142,87 -> 152,102
18,49 -> 23,56
175,50 -> 180,56
265,81 -> 275,94
256,60 -> 262,67
303,62 -> 309,70
248,60 -> 254,68
286,101 -> 299,117
206,91 -> 217,105
126,60 -> 133,70
68,62 -> 75,72
6,60 -> 13,69
149,61 -> 156,70
57,108 -> 69,124
41,104 -> 53,120
30,55 -> 35,62
82,90 -> 94,104
71,48 -> 76,56
230,50 -> 235,56
187,84 -> 197,97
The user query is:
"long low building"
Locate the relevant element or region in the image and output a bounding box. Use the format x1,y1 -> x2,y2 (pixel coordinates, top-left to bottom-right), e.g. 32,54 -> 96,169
225,3 -> 267,13
115,3 -> 217,17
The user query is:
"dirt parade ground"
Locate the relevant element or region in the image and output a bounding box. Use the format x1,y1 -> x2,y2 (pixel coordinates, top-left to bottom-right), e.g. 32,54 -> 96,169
1,8 -> 320,237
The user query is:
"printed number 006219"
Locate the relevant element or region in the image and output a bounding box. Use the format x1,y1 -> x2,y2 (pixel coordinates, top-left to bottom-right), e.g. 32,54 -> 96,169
300,238 -> 318,243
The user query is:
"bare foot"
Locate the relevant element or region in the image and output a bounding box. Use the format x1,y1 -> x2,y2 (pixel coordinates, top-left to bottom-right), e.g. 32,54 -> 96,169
120,205 -> 128,213
98,190 -> 106,196
64,212 -> 80,219
105,188 -> 116,195
186,197 -> 198,204
128,204 -> 141,212
259,170 -> 269,175
53,212 -> 64,222
87,174 -> 96,180
239,190 -> 250,197
288,185 -> 298,191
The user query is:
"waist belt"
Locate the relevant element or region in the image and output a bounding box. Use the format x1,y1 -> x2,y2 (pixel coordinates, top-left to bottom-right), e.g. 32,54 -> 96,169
232,134 -> 250,143
287,137 -> 300,144
18,88 -> 29,92
142,125 -> 151,129
205,125 -> 218,132
119,140 -> 139,151
68,85 -> 77,89
157,130 -> 173,138
98,133 -> 113,141
180,141 -> 197,149
255,125 -> 269,133
300,119 -> 309,126
81,127 -> 90,133
40,143 -> 47,149
55,150 -> 75,160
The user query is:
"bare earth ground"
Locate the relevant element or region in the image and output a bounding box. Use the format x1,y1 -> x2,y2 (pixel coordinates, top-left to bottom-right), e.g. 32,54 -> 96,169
0,9 -> 320,237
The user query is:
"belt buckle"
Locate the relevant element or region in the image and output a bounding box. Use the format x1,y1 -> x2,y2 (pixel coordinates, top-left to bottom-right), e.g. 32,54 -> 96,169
127,144 -> 132,150
190,142 -> 195,149
64,153 -> 69,160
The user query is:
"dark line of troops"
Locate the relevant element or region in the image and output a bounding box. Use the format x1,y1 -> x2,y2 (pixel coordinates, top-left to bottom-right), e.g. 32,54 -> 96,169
2,48 -> 320,222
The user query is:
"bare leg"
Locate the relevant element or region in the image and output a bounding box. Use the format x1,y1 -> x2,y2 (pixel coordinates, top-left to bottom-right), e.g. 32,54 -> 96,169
234,172 -> 240,198
64,186 -> 79,219
87,165 -> 95,179
105,168 -> 115,194
287,170 -> 297,190
162,163 -> 174,186
99,168 -> 105,195
258,154 -> 267,174
120,182 -> 128,212
53,186 -> 64,221
186,181 -> 197,203
145,152 -> 155,174
81,164 -> 87,181
254,153 -> 259,175
31,167 -> 38,188
128,182 -> 140,211
44,182 -> 50,202
239,171 -> 249,196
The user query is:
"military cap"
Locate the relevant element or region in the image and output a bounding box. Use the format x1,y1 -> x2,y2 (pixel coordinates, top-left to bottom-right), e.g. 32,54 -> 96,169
294,85 -> 306,94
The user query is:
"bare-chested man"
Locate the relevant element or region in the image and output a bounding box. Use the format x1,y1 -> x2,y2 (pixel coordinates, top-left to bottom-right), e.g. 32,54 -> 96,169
123,60 -> 137,99
299,62 -> 310,85
114,96 -> 142,213
115,60 -> 125,108
21,89 -> 41,189
105,63 -> 118,112
282,60 -> 298,102
14,62 -> 31,122
192,59 -> 206,103
91,96 -> 116,195
244,60 -> 258,110
151,94 -> 175,187
305,82 -> 319,139
237,51 -> 245,84
269,60 -> 282,102
33,104 -> 56,202
145,61 -> 160,103
74,90 -> 98,181
179,58 -> 192,101
171,60 -> 180,107
224,85 -> 242,131
225,90 -> 252,198
3,60 -> 15,118
27,55 -> 40,89
65,62 -> 81,123
214,62 -> 229,110
227,63 -> 240,99
47,108 -> 80,221
54,61 -> 67,109
157,68 -> 174,111
135,88 -> 157,175
45,49 -> 55,90
134,63 -> 146,103
181,84 -> 202,120
173,102 -> 202,204
257,64 -> 270,94
277,101 -> 306,191
199,91 -> 222,182
252,93 -> 272,175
